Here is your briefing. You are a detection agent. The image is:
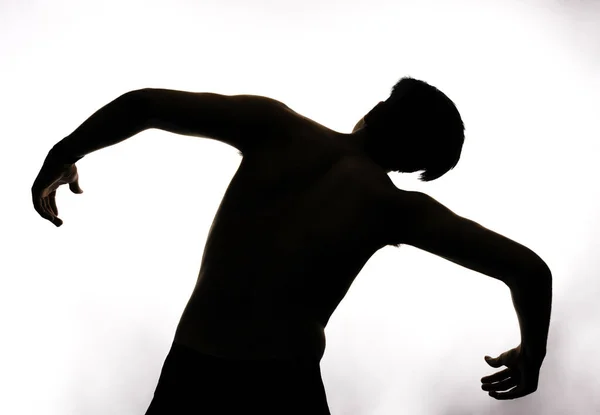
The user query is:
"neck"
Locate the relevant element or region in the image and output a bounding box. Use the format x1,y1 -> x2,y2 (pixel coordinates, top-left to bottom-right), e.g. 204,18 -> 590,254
343,128 -> 394,173
347,128 -> 369,150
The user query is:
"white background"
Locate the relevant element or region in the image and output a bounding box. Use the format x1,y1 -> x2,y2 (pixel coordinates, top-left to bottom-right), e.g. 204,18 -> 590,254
2,0 -> 599,414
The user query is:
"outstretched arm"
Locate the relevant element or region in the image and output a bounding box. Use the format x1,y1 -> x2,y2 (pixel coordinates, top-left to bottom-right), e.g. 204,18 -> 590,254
34,89 -> 289,226
51,89 -> 290,163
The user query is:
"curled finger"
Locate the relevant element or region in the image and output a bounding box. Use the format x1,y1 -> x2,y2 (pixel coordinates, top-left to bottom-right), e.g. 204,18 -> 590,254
39,198 -> 55,224
490,385 -> 525,400
481,367 -> 512,384
49,191 -> 58,216
43,198 -> 62,226
482,377 -> 518,392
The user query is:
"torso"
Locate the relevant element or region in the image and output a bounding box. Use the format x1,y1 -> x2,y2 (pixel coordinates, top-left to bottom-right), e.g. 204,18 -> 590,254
173,106 -> 400,361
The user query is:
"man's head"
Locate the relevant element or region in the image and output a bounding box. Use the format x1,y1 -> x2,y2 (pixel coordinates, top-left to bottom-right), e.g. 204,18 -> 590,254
354,77 -> 465,181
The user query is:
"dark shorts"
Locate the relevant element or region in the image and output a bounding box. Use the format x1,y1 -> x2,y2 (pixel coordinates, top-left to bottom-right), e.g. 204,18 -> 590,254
145,342 -> 331,415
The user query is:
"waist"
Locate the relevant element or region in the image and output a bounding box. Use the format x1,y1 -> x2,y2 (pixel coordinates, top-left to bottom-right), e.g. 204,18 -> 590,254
174,315 -> 326,361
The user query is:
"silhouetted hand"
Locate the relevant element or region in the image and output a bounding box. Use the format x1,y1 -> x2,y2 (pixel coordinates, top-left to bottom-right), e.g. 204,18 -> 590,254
481,344 -> 543,400
32,150 -> 84,227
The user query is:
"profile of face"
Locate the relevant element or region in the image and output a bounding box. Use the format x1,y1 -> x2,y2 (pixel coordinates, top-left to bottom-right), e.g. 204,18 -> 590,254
352,101 -> 385,133
352,116 -> 366,133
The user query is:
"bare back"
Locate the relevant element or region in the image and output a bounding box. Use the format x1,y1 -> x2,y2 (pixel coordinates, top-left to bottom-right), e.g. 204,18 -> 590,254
174,110 -> 397,360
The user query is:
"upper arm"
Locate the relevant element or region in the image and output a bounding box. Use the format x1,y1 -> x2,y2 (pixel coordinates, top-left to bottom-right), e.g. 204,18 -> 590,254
385,190 -> 549,286
138,88 -> 291,154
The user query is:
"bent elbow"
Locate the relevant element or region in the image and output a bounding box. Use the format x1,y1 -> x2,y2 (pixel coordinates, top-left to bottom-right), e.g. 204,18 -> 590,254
511,258 -> 552,291
533,257 -> 552,280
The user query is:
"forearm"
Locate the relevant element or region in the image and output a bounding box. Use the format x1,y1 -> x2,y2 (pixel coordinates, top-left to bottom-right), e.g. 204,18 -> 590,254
51,90 -> 150,163
509,270 -> 552,362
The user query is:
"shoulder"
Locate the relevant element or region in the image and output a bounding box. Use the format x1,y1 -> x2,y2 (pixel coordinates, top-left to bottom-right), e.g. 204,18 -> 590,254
332,156 -> 424,239
373,181 -> 432,246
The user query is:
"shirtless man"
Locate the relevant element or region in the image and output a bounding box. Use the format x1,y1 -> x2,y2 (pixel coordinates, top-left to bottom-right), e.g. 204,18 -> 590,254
32,77 -> 552,414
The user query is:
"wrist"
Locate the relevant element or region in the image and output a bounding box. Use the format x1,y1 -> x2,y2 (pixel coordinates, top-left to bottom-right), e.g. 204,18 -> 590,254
50,140 -> 84,165
522,343 -> 547,364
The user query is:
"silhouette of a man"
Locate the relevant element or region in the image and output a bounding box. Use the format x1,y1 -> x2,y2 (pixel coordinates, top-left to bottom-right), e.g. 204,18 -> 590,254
32,77 -> 552,414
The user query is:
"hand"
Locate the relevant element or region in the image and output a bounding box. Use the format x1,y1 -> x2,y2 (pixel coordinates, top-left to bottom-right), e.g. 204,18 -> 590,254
32,150 -> 84,227
481,344 -> 542,400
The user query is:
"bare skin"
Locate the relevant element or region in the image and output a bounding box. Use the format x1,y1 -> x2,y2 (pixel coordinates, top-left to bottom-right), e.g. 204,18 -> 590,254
32,88 -> 551,400
172,112 -> 397,361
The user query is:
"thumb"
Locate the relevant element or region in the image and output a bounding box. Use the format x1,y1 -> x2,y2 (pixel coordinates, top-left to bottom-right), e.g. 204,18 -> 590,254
485,355 -> 503,368
69,180 -> 84,194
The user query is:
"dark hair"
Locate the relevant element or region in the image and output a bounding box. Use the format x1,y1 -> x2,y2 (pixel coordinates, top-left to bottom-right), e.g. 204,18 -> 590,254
369,76 -> 465,182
